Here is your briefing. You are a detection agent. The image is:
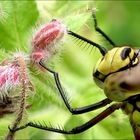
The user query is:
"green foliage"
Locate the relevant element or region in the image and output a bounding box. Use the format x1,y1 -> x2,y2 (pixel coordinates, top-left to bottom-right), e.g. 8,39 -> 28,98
0,1 -> 38,52
0,0 -> 140,139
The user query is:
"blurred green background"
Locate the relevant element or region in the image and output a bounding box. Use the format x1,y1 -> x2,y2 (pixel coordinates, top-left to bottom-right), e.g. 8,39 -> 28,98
0,0 -> 140,139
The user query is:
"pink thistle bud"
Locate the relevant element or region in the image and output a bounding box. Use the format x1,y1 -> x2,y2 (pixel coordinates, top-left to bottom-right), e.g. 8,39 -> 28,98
0,64 -> 20,98
31,19 -> 66,63
0,53 -> 31,99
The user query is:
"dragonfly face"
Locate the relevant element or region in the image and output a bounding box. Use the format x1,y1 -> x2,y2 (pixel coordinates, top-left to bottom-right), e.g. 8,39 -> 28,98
93,47 -> 140,138
93,47 -> 139,101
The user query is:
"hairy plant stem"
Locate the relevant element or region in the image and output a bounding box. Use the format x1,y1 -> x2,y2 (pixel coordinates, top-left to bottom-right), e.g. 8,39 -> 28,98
5,56 -> 28,140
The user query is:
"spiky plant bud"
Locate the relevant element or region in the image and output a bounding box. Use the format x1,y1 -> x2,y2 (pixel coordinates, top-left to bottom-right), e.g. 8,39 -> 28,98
0,63 -> 20,98
31,19 -> 66,63
0,53 -> 31,99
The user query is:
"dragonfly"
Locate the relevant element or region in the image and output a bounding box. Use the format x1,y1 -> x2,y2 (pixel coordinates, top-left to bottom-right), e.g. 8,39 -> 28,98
9,11 -> 140,140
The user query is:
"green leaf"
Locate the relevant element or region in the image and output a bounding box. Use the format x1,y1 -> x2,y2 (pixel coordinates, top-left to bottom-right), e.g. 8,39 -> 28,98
0,1 -> 39,52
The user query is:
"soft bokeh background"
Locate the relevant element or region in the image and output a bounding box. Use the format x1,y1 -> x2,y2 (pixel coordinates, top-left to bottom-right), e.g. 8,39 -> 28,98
0,0 -> 140,139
